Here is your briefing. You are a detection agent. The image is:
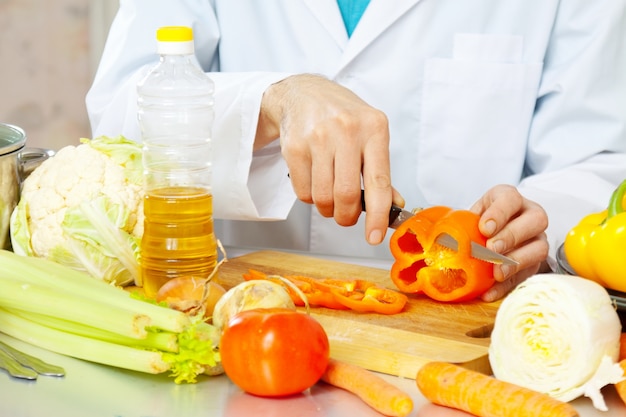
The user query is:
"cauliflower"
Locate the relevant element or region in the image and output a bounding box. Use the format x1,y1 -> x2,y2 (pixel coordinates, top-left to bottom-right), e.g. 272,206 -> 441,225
10,135 -> 144,286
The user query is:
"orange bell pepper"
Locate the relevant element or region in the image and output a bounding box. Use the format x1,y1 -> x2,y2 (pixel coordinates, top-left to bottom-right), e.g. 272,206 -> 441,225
242,270 -> 407,314
389,206 -> 494,302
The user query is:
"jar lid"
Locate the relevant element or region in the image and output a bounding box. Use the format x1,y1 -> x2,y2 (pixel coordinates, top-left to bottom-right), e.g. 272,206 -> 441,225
156,26 -> 194,55
0,123 -> 26,156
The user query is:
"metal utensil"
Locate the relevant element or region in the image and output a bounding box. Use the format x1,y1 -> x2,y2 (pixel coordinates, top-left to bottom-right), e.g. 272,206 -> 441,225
0,340 -> 65,380
360,190 -> 519,266
0,123 -> 54,250
0,349 -> 38,380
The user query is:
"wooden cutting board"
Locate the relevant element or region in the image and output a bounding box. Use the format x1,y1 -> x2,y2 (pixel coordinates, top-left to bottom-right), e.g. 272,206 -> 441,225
215,250 -> 500,379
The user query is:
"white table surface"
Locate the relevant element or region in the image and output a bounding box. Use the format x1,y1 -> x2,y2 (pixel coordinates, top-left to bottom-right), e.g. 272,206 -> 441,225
1,247 -> 624,416
0,332 -> 623,417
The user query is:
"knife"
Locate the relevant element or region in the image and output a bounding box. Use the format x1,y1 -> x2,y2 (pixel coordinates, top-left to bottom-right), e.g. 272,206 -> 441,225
360,191 -> 518,266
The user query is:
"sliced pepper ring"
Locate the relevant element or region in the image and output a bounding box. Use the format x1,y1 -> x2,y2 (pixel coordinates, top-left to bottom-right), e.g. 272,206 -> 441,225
242,270 -> 407,314
329,280 -> 408,315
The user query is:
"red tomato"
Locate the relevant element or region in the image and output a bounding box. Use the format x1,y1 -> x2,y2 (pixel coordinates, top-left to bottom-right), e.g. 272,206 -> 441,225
220,308 -> 330,397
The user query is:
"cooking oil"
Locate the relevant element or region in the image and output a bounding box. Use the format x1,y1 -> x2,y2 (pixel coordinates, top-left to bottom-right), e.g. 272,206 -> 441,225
140,186 -> 217,297
137,26 -> 216,297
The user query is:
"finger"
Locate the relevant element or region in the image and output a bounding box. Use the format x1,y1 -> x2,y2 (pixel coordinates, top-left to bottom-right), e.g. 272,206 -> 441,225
282,135 -> 314,204
332,125 -> 367,227
391,186 -> 406,208
481,264 -> 540,302
480,274 -> 522,302
361,124 -> 392,245
473,186 -> 524,238
306,127 -> 337,218
486,203 -> 548,257
492,233 -> 548,282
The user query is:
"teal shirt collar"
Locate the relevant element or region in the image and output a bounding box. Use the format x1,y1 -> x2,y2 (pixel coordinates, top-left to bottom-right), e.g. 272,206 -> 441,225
337,0 -> 371,37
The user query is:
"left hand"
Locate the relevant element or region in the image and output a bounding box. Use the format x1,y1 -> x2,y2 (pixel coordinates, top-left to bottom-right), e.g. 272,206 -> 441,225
469,184 -> 549,302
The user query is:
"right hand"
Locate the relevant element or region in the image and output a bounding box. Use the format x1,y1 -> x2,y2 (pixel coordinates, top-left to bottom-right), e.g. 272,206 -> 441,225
255,74 -> 403,245
469,184 -> 550,302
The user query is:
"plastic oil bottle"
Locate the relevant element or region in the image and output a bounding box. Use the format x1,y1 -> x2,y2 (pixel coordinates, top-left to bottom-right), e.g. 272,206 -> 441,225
137,26 -> 217,298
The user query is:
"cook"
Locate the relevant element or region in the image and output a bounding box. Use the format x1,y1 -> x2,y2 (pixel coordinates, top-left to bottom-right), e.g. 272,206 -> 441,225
86,0 -> 626,302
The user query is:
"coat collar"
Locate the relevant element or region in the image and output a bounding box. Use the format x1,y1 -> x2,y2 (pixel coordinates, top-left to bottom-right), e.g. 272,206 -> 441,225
304,0 -> 423,72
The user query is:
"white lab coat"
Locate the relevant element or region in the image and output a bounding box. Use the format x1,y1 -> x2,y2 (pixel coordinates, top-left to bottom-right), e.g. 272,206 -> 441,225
87,0 -> 626,263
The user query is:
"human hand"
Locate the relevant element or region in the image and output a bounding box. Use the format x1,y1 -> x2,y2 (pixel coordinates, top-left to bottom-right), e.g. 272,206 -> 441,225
469,185 -> 549,302
256,74 -> 401,245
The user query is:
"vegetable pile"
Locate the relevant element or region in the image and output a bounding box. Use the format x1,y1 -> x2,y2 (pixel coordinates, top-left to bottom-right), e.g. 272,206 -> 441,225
489,274 -> 624,411
10,135 -> 143,286
389,206 -> 494,302
564,179 -> 626,292
0,249 -> 220,384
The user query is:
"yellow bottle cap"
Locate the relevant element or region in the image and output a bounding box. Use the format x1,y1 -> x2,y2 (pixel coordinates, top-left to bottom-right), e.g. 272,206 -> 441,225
156,26 -> 193,42
156,26 -> 194,55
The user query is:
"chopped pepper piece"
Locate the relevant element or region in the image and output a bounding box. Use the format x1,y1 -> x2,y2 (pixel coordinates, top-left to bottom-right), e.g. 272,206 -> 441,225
242,270 -> 407,314
564,179 -> 626,292
329,280 -> 408,314
389,206 -> 494,302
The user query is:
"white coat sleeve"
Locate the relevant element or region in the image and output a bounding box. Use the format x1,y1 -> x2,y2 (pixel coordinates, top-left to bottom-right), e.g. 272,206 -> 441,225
85,0 -> 295,221
518,0 -> 626,259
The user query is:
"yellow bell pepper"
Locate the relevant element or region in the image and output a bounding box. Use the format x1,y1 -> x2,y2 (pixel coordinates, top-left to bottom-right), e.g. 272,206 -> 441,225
564,179 -> 626,292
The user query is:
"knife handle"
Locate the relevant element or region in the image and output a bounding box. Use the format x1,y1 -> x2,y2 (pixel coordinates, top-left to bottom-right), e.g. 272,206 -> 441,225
360,190 -> 403,228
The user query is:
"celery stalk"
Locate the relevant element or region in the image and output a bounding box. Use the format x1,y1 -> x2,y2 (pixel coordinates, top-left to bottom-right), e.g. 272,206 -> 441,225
0,250 -> 221,383
0,279 -> 150,339
0,308 -> 220,382
0,309 -> 170,374
16,311 -> 179,353
0,250 -> 189,332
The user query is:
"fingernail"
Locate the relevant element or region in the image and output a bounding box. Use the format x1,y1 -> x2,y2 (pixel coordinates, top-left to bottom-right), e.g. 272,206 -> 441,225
491,239 -> 505,254
368,229 -> 383,245
484,220 -> 496,236
481,288 -> 497,303
500,265 -> 512,278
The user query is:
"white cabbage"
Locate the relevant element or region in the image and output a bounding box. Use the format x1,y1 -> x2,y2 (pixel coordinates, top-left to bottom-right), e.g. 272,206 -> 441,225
489,273 -> 624,411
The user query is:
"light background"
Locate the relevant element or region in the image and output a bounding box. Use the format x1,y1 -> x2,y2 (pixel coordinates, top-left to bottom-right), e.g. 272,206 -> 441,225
0,0 -> 117,151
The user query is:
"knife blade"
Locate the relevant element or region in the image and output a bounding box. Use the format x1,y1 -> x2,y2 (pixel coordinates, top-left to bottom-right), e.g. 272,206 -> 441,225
360,190 -> 518,266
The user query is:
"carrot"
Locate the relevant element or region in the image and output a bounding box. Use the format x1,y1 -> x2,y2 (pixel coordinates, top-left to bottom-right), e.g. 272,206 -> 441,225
616,359 -> 626,406
321,358 -> 413,417
416,361 -> 579,417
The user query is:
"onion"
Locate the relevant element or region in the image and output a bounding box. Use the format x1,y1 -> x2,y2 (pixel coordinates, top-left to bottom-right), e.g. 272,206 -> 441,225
489,273 -> 624,411
155,276 -> 226,320
212,280 -> 296,332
